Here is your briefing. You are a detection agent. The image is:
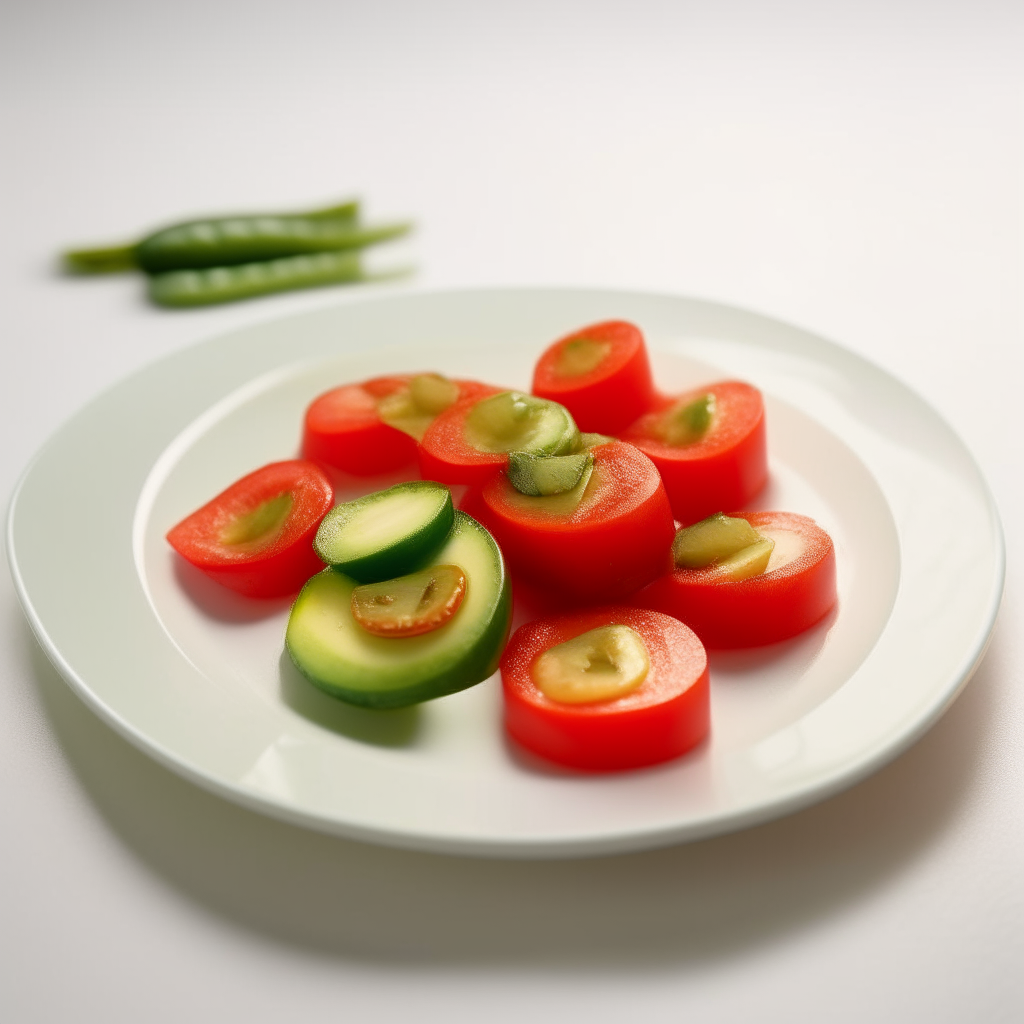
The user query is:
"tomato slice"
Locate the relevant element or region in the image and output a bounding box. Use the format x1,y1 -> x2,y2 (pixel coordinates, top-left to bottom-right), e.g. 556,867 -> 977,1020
635,511 -> 837,647
416,385 -> 518,485
501,606 -> 710,771
303,375 -> 494,476
621,380 -> 768,525
531,320 -> 658,434
479,440 -> 675,603
166,460 -> 334,598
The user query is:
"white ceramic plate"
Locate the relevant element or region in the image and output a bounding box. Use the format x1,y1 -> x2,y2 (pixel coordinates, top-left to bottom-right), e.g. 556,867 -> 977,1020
7,288 -> 1003,858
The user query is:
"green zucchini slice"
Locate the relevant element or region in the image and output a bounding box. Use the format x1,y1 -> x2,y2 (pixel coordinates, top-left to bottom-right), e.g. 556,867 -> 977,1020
313,481 -> 453,583
287,512 -> 512,708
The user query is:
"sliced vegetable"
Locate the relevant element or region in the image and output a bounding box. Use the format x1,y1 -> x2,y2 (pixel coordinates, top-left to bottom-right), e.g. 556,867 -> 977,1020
480,439 -> 676,602
314,480 -> 454,583
622,380 -> 768,525
507,451 -> 593,496
166,460 -> 333,598
531,320 -> 658,433
501,607 -> 710,771
351,564 -> 466,637
302,375 -> 496,476
635,511 -> 837,647
418,390 -> 579,485
287,511 -> 512,708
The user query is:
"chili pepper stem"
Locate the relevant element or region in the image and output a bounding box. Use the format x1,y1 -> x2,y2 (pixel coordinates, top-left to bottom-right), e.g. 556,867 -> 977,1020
63,243 -> 138,274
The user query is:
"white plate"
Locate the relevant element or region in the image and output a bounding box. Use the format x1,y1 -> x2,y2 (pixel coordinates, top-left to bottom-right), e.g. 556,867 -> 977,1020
7,288 -> 1004,858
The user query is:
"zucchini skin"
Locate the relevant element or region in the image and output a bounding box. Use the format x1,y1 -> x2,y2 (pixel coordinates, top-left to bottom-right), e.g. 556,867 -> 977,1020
286,513 -> 512,709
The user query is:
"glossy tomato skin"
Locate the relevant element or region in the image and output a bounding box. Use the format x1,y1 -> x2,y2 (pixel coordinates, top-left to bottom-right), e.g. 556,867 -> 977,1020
501,606 -> 709,771
303,376 -> 417,475
621,381 -> 768,525
416,384 -> 507,485
531,320 -> 657,434
166,460 -> 334,598
635,511 -> 837,647
479,441 -> 675,603
303,376 -> 495,477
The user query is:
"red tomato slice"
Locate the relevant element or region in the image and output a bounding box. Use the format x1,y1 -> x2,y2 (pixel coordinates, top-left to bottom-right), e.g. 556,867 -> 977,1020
479,440 -> 675,603
531,320 -> 658,433
635,511 -> 837,647
501,606 -> 710,771
416,385 -> 508,485
621,380 -> 768,525
166,460 -> 334,598
303,376 -> 494,476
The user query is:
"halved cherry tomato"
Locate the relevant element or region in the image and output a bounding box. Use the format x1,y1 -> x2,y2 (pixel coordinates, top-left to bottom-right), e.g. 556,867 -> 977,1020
532,320 -> 657,433
635,510 -> 837,647
501,606 -> 709,771
302,375 -> 494,476
621,380 -> 768,525
166,460 -> 334,598
479,440 -> 675,603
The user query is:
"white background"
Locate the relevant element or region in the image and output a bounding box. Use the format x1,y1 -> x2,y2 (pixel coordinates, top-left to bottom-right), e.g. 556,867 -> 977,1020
1,2 -> 1021,1021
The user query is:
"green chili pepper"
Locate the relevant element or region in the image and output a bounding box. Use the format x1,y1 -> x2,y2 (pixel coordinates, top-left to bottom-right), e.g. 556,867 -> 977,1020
148,250 -> 408,307
63,199 -> 411,274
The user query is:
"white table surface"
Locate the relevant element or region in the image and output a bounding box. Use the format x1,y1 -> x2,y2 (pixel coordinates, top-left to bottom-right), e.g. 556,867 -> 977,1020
2,2 -> 1021,1020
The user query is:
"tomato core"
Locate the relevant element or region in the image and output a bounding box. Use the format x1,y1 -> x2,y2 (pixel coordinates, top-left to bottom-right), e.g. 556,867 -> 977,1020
555,337 -> 612,378
532,624 -> 650,704
219,492 -> 294,549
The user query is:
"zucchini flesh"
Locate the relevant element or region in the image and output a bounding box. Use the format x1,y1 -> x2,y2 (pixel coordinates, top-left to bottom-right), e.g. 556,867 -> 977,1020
314,481 -> 453,583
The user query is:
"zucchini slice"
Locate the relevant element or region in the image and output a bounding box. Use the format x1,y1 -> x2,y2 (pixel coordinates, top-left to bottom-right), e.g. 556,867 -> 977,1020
287,512 -> 512,708
313,480 -> 453,583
